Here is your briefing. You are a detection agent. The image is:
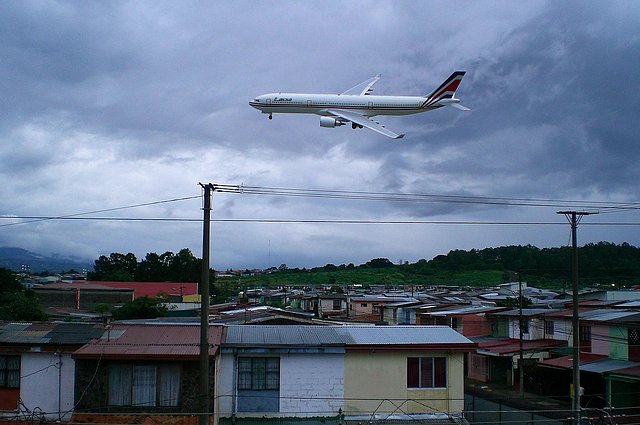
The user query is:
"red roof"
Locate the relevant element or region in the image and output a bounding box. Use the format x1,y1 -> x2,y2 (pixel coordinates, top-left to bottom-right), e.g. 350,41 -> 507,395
73,324 -> 224,360
74,281 -> 198,298
539,353 -> 608,369
478,338 -> 566,355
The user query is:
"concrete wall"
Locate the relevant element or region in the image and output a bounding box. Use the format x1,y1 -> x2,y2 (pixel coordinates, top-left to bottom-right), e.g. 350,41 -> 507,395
20,351 -> 74,420
591,324 -> 609,356
215,351 -> 345,418
344,351 -> 465,415
607,325 -> 628,360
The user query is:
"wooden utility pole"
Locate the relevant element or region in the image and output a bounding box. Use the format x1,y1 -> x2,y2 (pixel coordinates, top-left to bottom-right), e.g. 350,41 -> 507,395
557,210 -> 596,425
518,273 -> 524,398
199,183 -> 214,425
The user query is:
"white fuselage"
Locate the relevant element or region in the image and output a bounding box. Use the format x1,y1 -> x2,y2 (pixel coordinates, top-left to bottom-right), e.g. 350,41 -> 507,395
249,93 -> 443,118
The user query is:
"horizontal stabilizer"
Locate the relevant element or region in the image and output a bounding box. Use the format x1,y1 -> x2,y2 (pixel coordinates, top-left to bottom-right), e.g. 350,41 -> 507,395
449,103 -> 470,111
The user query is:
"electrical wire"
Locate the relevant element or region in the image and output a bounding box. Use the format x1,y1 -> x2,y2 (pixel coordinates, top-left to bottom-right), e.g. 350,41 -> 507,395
2,184 -> 640,229
0,195 -> 200,228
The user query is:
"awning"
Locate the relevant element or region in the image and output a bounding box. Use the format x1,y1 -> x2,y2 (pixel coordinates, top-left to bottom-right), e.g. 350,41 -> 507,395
581,359 -> 640,374
539,353 -> 607,369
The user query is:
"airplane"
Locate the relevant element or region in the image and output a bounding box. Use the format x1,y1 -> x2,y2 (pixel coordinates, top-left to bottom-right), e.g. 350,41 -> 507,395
249,71 -> 469,139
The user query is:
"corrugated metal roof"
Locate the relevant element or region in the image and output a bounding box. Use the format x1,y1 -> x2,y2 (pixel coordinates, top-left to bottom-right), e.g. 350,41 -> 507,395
580,358 -> 640,374
489,309 -> 557,317
427,306 -> 506,316
539,353 -> 608,369
225,325 -> 349,346
223,325 -> 474,347
582,309 -> 640,322
73,324 -> 224,358
0,321 -> 103,345
606,364 -> 640,377
337,325 -> 471,345
477,338 -> 566,355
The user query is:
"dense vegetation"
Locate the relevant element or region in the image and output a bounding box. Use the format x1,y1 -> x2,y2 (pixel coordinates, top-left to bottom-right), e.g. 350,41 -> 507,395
0,267 -> 47,320
218,242 -> 640,291
85,242 -> 640,303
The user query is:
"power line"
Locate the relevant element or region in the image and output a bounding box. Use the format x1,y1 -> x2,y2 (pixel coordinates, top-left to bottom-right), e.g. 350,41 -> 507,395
3,215 -> 640,226
3,184 -> 639,229
0,195 -> 201,228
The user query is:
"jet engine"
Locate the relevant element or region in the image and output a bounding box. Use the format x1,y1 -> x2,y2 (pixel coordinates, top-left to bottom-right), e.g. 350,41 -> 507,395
319,117 -> 345,128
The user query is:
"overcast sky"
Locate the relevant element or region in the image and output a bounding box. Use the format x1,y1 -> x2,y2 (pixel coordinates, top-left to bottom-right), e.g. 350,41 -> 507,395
1,1 -> 639,270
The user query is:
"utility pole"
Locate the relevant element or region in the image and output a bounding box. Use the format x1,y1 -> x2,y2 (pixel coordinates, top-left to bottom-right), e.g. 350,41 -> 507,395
518,272 -> 524,398
199,183 -> 214,425
557,210 -> 597,425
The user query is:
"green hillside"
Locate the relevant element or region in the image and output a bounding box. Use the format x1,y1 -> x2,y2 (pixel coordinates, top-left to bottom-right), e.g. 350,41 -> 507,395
217,242 -> 640,291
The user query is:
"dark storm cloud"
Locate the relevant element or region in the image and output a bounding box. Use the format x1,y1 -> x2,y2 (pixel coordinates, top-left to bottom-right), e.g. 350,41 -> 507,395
1,1 -> 639,268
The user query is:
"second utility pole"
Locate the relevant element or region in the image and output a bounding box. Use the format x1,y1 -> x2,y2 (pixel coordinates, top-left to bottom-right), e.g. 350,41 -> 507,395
557,210 -> 596,425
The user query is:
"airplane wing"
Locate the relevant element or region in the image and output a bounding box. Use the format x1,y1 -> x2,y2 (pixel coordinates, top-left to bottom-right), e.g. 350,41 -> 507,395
328,109 -> 405,139
340,74 -> 381,96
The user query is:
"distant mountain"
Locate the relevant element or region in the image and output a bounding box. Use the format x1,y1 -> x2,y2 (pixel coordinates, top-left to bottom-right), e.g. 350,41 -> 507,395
0,247 -> 93,273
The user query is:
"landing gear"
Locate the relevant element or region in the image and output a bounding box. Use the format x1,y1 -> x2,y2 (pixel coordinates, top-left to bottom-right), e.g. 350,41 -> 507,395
352,123 -> 363,129
268,114 -> 273,120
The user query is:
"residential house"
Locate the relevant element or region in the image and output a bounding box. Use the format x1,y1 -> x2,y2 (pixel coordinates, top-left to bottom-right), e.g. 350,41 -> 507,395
0,322 -> 104,420
318,294 -> 348,318
469,309 -> 566,386
538,309 -> 640,409
418,306 -> 507,337
71,324 -> 224,422
214,324 -> 476,424
348,295 -> 417,320
381,301 -> 423,325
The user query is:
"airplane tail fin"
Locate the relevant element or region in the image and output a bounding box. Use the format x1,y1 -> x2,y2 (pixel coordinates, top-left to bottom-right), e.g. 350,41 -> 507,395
422,71 -> 469,110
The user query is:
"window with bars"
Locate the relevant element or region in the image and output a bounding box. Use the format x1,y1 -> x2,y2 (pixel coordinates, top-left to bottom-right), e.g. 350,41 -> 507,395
407,357 -> 447,389
545,320 -> 555,335
629,328 -> 640,361
579,325 -> 592,342
108,363 -> 181,407
0,355 -> 20,388
238,357 -> 280,390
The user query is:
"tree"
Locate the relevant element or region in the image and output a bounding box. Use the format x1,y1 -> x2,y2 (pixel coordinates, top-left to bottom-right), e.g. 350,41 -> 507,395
88,252 -> 138,281
365,258 -> 395,269
168,248 -> 201,282
112,296 -> 167,320
0,267 -> 22,293
0,290 -> 48,321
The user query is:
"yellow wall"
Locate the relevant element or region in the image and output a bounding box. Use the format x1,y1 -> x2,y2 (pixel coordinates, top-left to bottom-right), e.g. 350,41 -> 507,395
344,351 -> 465,415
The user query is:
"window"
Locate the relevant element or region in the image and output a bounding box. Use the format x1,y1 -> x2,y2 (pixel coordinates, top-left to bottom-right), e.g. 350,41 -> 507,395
451,317 -> 459,329
407,357 -> 447,388
108,363 -> 180,407
579,325 -> 591,342
238,357 -> 279,390
629,328 -> 640,361
545,320 -> 555,335
332,299 -> 342,310
490,320 -> 499,335
521,319 -> 529,334
0,355 -> 20,388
